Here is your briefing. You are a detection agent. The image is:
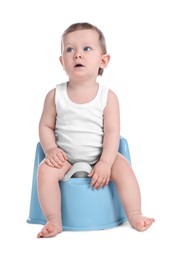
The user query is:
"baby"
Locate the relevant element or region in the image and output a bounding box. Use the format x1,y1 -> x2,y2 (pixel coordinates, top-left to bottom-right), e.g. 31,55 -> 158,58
37,22 -> 155,238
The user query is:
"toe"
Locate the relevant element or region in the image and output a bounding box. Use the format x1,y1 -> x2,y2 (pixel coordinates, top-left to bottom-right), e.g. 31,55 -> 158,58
37,224 -> 54,238
37,223 -> 62,238
137,217 -> 155,231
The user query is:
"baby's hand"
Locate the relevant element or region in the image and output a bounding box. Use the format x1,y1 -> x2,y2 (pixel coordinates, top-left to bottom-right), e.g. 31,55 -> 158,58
45,147 -> 67,168
88,160 -> 111,189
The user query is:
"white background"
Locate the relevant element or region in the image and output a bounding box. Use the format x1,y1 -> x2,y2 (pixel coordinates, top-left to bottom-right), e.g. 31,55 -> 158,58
0,0 -> 177,259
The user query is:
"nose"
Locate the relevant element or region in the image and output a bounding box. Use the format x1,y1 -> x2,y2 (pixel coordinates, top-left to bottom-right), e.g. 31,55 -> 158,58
74,50 -> 82,59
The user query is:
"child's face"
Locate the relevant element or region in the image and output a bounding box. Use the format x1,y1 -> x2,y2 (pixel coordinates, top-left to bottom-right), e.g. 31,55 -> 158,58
60,29 -> 109,80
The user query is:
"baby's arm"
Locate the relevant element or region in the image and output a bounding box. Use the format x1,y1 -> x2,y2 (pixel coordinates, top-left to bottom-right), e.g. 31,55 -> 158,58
39,89 -> 67,168
100,89 -> 120,165
89,90 -> 120,189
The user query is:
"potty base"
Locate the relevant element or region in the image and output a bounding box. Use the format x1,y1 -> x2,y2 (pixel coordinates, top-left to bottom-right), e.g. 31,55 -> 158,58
27,178 -> 127,231
60,178 -> 127,231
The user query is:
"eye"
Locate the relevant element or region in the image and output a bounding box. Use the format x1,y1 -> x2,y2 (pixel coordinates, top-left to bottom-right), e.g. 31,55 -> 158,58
66,47 -> 74,53
83,46 -> 92,51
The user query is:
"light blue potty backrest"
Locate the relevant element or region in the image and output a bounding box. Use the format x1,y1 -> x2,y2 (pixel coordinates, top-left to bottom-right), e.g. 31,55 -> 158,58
119,136 -> 131,164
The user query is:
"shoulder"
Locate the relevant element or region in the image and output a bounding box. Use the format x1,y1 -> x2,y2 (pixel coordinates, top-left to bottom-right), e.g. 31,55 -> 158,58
44,88 -> 56,102
107,89 -> 119,105
103,88 -> 120,114
42,88 -> 56,110
45,82 -> 66,101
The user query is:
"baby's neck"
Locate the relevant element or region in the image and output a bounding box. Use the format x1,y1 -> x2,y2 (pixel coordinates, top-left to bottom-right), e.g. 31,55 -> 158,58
66,81 -> 99,104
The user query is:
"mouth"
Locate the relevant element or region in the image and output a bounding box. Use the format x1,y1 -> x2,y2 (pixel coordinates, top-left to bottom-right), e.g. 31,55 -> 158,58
74,64 -> 85,68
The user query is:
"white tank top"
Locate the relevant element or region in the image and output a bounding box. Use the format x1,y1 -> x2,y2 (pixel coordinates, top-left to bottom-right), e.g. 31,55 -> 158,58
55,82 -> 109,165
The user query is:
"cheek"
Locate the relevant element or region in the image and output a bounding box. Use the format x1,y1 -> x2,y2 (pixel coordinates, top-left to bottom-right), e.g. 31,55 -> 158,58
92,57 -> 102,67
63,55 -> 72,64
62,59 -> 73,72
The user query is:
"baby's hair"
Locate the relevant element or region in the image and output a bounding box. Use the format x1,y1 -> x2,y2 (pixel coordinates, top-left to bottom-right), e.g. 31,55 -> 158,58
61,22 -> 107,76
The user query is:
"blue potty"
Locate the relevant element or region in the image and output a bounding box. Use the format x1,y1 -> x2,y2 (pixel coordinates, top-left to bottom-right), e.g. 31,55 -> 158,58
27,136 -> 131,230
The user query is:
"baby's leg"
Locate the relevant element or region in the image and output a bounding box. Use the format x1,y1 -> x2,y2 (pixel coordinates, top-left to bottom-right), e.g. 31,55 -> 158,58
111,153 -> 155,231
37,160 -> 71,238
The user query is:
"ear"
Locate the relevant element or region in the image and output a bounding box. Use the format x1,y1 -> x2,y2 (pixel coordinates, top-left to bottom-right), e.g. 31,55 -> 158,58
59,56 -> 63,66
100,54 -> 110,69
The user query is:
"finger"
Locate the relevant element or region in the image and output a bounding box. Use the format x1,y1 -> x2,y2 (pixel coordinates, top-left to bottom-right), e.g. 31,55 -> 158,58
50,158 -> 62,168
90,175 -> 98,187
92,176 -> 104,189
94,179 -> 105,190
49,157 -> 57,166
45,158 -> 54,167
46,156 -> 63,168
49,151 -> 66,166
54,153 -> 64,163
88,169 -> 94,177
53,155 -> 65,166
51,158 -> 63,168
59,150 -> 68,160
104,178 -> 110,187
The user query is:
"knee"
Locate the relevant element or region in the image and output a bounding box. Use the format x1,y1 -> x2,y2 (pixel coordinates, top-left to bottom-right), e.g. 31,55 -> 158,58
110,153 -> 132,181
37,160 -> 69,181
37,164 -> 45,189
37,161 -> 49,179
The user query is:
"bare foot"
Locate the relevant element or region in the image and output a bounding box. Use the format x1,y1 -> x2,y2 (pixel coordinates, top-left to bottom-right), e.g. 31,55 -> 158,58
37,221 -> 63,238
129,214 -> 155,231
